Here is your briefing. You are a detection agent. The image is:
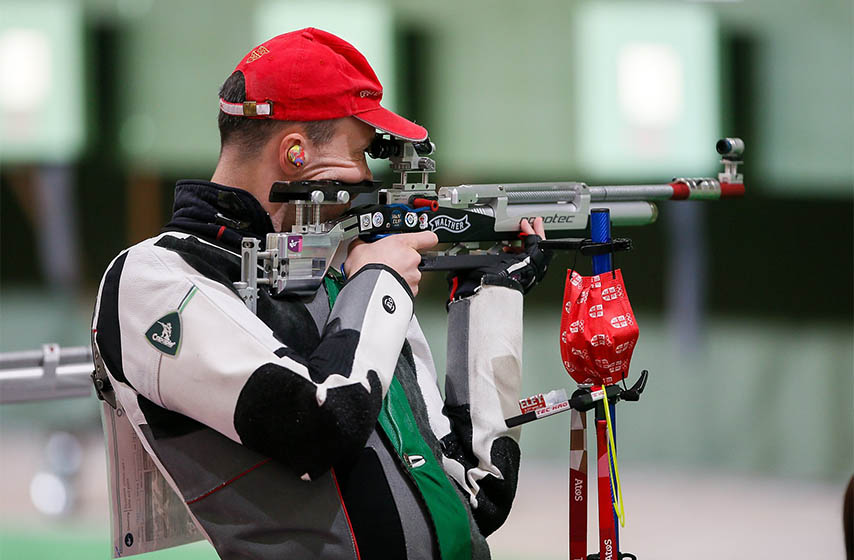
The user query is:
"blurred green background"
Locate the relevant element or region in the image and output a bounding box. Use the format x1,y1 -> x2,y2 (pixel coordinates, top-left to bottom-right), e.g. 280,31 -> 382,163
0,0 -> 851,559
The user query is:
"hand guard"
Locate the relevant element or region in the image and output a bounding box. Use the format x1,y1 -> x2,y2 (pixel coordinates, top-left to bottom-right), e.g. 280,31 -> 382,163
448,234 -> 552,302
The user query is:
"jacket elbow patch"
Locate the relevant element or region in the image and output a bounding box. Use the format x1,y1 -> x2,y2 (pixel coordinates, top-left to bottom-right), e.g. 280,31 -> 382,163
472,436 -> 520,536
440,404 -> 521,536
274,329 -> 364,386
233,363 -> 383,478
308,328 -> 362,383
440,403 -> 477,470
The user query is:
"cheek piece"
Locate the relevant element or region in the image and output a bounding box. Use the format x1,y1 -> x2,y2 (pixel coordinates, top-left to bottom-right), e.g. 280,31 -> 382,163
287,144 -> 306,167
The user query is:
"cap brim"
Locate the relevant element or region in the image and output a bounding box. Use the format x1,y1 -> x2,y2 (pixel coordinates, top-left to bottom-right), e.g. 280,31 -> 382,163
354,106 -> 428,142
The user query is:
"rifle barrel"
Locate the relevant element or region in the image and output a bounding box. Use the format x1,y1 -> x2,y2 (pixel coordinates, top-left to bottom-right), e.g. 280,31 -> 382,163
505,190 -> 579,203
588,184 -> 676,201
589,179 -> 745,201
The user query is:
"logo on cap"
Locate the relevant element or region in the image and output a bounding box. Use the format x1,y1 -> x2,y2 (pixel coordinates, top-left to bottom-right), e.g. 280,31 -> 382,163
247,45 -> 270,63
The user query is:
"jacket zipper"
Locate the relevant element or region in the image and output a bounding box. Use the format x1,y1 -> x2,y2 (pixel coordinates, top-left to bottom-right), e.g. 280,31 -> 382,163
383,397 -> 404,454
376,421 -> 443,558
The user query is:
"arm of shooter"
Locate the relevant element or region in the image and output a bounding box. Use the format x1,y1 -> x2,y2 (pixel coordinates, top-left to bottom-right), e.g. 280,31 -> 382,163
92,238 -> 412,480
405,285 -> 523,537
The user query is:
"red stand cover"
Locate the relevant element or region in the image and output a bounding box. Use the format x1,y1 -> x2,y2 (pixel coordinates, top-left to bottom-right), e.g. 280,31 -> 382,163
560,269 -> 639,386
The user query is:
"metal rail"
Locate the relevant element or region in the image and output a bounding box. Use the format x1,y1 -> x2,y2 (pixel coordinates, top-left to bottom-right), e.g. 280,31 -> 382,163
0,344 -> 93,404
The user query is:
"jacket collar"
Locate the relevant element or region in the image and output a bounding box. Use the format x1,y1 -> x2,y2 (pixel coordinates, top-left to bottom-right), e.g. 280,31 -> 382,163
164,180 -> 275,250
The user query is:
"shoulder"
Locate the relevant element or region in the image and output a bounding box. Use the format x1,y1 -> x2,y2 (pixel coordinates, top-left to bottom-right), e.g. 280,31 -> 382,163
94,232 -> 246,327
100,232 -> 241,286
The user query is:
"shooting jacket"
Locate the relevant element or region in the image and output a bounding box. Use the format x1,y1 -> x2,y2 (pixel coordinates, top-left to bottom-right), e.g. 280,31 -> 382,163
91,180 -> 524,560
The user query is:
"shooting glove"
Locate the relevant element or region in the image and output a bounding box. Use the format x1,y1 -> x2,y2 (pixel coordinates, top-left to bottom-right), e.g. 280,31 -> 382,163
448,234 -> 552,303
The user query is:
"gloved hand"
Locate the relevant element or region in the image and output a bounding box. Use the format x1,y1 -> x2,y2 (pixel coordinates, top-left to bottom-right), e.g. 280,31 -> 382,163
448,218 -> 552,303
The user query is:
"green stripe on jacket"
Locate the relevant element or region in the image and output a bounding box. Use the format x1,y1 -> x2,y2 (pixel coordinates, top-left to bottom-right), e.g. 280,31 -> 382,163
324,274 -> 472,560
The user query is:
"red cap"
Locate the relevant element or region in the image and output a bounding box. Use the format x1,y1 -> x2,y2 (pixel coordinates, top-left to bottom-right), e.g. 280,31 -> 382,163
220,28 -> 428,142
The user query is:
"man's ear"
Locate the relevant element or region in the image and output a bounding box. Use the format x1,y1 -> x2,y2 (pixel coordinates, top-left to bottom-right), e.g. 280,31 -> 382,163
277,131 -> 309,179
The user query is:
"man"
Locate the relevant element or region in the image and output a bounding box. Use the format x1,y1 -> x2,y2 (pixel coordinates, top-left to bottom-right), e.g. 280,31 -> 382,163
92,28 -> 549,559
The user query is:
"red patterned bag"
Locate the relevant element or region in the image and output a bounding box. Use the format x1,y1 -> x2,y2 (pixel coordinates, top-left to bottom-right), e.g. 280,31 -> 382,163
560,269 -> 639,386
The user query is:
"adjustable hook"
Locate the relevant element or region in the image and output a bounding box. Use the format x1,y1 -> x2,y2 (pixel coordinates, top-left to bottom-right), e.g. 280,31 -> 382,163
619,370 -> 648,402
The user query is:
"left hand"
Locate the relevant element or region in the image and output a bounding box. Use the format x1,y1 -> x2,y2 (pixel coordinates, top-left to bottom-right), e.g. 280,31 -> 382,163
520,216 -> 546,241
448,217 -> 553,301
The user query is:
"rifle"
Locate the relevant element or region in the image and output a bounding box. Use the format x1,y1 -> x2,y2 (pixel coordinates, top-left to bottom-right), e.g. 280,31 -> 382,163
234,136 -> 744,310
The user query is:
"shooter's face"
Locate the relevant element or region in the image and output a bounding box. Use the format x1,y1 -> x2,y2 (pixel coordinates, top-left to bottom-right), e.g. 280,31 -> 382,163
279,116 -> 376,228
300,117 -> 375,185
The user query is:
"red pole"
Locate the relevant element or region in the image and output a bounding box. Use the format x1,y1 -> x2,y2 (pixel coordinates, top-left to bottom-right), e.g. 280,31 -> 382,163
569,410 -> 587,560
596,418 -> 617,560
